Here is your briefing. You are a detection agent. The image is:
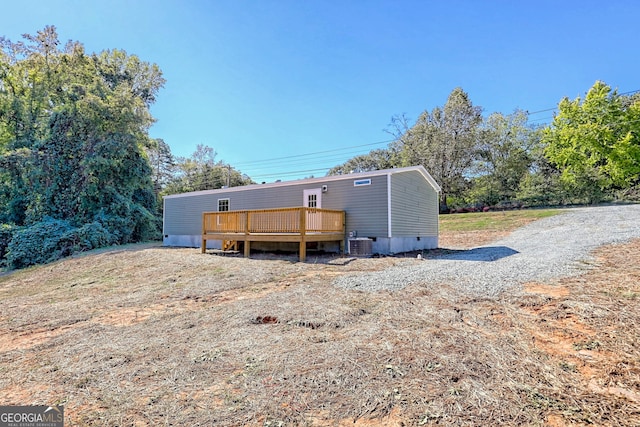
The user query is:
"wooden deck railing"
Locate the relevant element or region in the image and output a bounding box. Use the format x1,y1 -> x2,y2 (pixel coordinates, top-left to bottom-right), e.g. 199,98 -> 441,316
202,207 -> 345,261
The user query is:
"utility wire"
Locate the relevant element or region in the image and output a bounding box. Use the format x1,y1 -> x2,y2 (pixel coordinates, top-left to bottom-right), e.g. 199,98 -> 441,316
526,107 -> 557,116
526,88 -> 640,117
232,139 -> 393,167
251,168 -> 332,180
187,88 -> 640,182
236,147 -> 389,170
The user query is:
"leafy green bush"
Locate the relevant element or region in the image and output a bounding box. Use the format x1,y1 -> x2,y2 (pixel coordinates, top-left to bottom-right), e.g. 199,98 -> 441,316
616,185 -> 640,202
57,222 -> 116,257
465,176 -> 502,207
5,218 -> 116,269
0,223 -> 19,266
516,172 -> 569,207
6,218 -> 73,269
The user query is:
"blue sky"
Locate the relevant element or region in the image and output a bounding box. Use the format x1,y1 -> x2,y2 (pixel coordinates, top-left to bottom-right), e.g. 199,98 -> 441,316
3,0 -> 639,181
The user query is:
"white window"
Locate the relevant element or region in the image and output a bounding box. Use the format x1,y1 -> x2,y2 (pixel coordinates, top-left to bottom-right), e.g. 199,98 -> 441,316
303,189 -> 322,208
354,179 -> 371,186
218,198 -> 229,211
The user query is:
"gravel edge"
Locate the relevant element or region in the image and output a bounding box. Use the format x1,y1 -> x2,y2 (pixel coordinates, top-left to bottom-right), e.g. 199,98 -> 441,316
333,204 -> 640,296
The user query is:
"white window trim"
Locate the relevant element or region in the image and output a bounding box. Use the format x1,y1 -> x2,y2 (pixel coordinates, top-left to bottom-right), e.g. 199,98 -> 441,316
354,178 -> 371,186
387,174 -> 392,238
218,198 -> 230,212
303,189 -> 322,209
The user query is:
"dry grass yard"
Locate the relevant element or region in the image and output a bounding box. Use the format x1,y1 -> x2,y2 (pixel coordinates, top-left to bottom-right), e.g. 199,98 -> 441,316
1,211 -> 639,426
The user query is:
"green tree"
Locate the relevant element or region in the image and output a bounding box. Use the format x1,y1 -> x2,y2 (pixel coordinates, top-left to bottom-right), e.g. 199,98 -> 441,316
163,144 -> 253,195
146,138 -> 176,198
392,88 -> 483,210
469,110 -> 538,205
327,148 -> 396,175
543,81 -> 640,203
0,26 -> 165,266
516,149 -> 566,206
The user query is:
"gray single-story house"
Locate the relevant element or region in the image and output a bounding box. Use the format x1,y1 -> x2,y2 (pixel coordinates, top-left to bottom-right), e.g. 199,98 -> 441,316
163,165 -> 441,255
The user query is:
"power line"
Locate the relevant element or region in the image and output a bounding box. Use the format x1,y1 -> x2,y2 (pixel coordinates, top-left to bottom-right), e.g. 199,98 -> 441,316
232,139 -> 393,167
526,88 -> 640,117
526,107 -> 556,116
190,88 -> 640,182
251,167 -> 332,180
244,152 -> 378,180
527,116 -> 555,123
239,149 -> 387,173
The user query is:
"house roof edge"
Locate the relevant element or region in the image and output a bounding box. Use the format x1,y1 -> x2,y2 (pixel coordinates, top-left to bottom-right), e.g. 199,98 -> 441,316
163,165 -> 440,199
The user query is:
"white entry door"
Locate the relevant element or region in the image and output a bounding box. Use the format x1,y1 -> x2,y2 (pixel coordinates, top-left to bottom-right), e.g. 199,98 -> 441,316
303,188 -> 322,209
303,188 -> 322,231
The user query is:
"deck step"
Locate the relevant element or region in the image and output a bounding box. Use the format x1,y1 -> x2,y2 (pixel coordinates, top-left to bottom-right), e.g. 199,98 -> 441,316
222,240 -> 238,251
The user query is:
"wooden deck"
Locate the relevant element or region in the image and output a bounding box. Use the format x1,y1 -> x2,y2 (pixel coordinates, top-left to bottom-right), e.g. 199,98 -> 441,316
202,207 -> 345,261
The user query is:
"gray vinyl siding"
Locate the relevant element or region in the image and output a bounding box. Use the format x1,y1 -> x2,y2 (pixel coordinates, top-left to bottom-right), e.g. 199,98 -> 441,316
164,185 -> 302,236
163,174 -> 390,237
163,166 -> 441,245
390,170 -> 439,237
321,175 -> 388,237
163,195 -> 218,235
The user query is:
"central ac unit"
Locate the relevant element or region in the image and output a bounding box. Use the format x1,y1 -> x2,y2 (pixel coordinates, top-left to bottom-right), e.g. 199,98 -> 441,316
348,238 -> 372,256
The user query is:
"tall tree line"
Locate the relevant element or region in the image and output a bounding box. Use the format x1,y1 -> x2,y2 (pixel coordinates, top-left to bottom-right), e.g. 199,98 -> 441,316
0,27 -> 164,267
153,143 -> 253,196
1,28 -> 637,268
543,82 -> 640,203
329,83 -> 640,211
0,27 -> 253,269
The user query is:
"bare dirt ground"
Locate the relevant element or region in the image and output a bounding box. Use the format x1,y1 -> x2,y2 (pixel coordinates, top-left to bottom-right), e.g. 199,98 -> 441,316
0,227 -> 639,426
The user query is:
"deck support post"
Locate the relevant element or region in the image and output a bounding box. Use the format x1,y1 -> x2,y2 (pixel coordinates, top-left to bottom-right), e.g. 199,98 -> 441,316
244,211 -> 251,258
299,208 -> 307,262
201,214 -> 206,253
201,207 -> 344,262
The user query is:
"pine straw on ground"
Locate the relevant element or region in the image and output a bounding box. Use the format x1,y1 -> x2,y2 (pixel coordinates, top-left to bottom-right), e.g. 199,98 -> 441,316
0,233 -> 638,426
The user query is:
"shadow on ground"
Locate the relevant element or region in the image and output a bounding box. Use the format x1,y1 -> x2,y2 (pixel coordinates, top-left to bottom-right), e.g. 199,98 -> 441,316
204,247 -> 520,264
428,246 -> 519,262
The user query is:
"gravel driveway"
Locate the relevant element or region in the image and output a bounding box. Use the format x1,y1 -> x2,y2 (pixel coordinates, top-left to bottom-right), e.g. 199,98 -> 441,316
333,204 -> 640,296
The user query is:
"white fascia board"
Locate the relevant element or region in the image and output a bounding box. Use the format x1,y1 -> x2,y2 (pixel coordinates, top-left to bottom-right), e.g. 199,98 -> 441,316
387,172 -> 392,238
163,165 -> 441,199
